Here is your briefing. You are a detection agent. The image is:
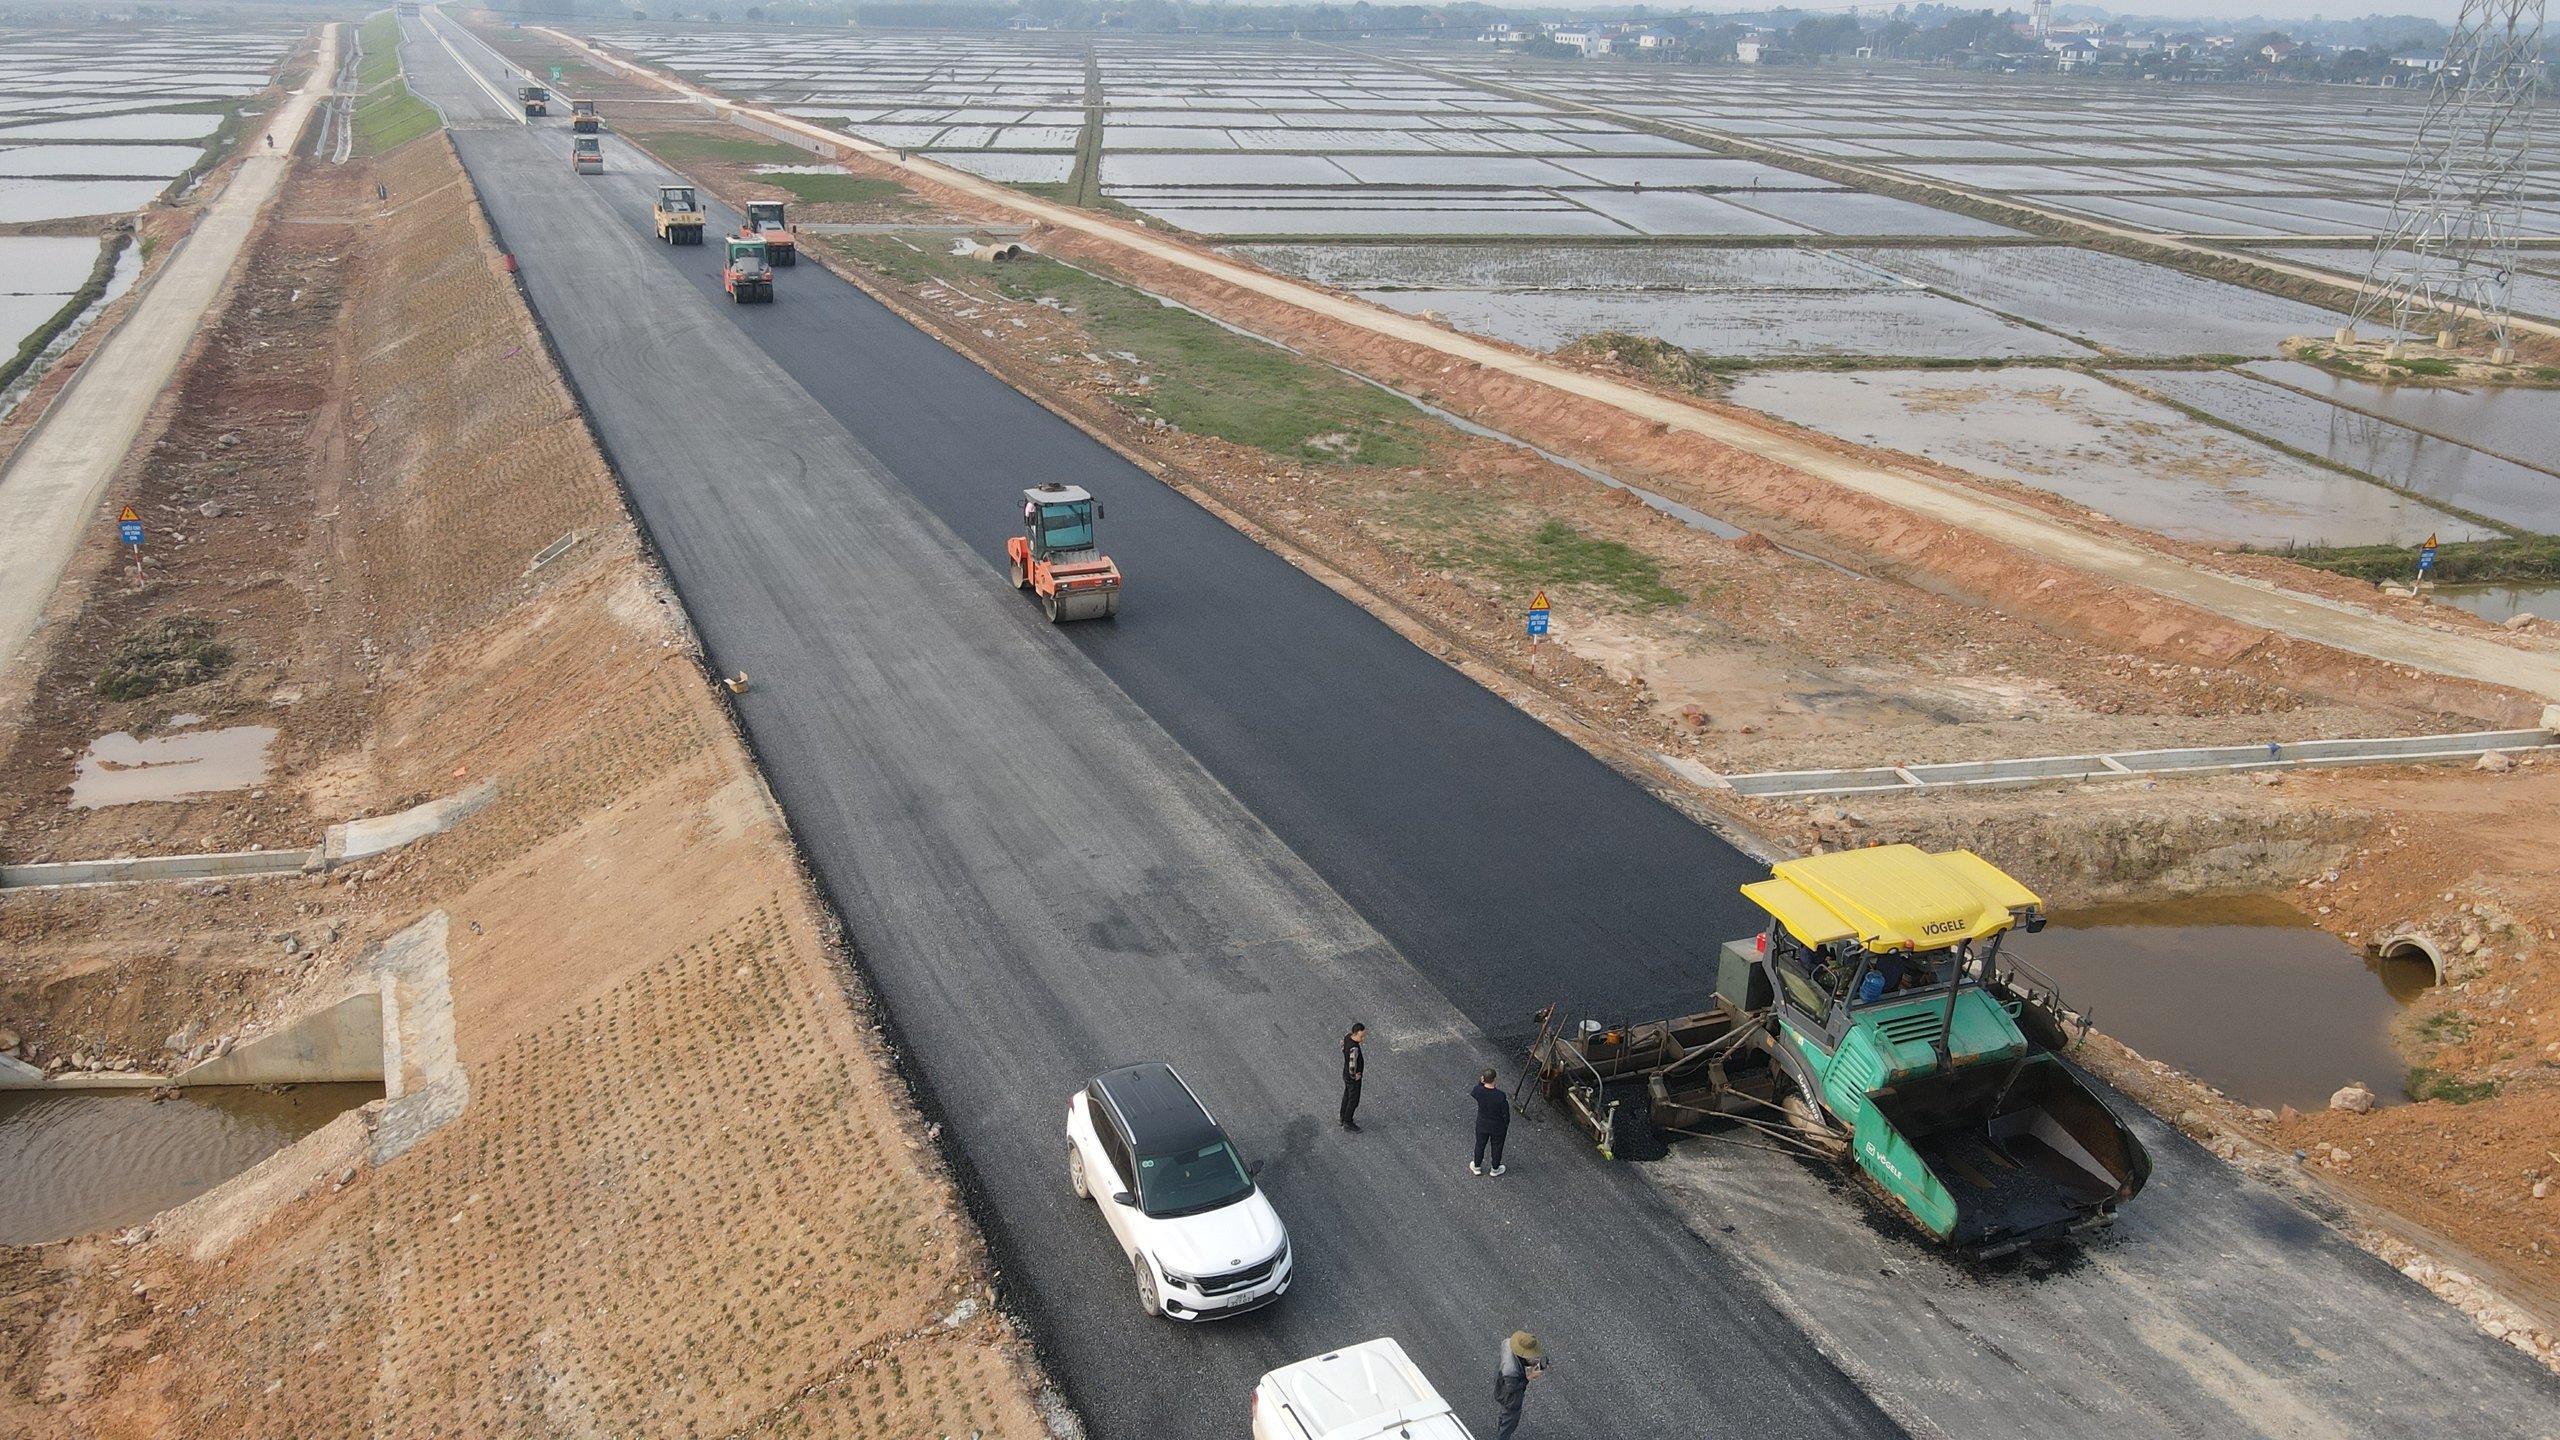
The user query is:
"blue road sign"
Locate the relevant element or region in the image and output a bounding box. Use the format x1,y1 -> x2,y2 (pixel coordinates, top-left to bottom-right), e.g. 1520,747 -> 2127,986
119,521 -> 144,544
2418,546 -> 2437,574
1527,608 -> 1550,638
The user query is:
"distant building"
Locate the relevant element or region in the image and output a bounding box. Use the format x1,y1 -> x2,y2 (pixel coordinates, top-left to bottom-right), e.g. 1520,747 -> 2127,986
1736,36 -> 1771,63
2392,49 -> 2448,72
1627,26 -> 1679,50
1478,22 -> 1523,43
1552,28 -> 1614,55
2053,37 -> 2101,70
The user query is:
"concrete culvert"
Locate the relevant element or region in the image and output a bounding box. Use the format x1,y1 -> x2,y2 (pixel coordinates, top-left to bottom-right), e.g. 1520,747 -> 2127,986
969,242 -> 1023,262
2374,932 -> 2445,998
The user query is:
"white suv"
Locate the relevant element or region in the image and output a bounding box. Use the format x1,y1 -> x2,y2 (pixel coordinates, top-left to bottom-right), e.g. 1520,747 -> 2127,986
1253,1337 -> 1477,1440
1066,1062 -> 1292,1320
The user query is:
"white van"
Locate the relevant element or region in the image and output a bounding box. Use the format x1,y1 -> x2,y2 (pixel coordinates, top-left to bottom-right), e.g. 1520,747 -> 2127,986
1251,1337 -> 1476,1440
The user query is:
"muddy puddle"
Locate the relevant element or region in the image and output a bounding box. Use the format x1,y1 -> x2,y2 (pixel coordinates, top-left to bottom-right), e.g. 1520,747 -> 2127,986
0,1083 -> 380,1245
70,724 -> 274,808
2016,895 -> 2426,1112
2430,582 -> 2560,625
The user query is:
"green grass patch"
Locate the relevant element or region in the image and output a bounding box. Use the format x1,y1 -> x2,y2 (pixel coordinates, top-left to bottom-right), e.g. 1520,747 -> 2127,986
1462,520 -> 1688,612
2413,1009 -> 2473,1046
762,172 -> 905,206
828,237 -> 1427,467
357,11 -> 404,90
619,127 -> 807,168
2264,533 -> 2560,585
2383,356 -> 2458,378
354,82 -> 440,156
95,618 -> 232,702
2403,1067 -> 2498,1105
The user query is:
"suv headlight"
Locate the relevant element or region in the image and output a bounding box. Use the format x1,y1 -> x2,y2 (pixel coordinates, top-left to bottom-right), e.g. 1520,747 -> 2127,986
1158,1263 -> 1198,1288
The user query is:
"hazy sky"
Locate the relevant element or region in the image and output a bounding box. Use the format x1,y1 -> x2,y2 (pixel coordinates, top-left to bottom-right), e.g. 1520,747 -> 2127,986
1675,3 -> 2467,22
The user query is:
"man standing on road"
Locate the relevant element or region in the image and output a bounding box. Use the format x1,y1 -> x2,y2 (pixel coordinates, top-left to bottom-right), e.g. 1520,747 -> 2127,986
1470,1067 -> 1510,1176
1493,1331 -> 1545,1440
1339,1023 -> 1366,1131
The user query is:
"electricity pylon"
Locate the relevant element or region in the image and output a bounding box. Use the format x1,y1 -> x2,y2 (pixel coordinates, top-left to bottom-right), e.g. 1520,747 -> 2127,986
2348,0 -> 2544,361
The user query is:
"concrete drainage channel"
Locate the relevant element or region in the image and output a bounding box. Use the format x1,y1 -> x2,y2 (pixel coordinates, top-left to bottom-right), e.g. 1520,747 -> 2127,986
0,787 -> 488,1245
0,911 -> 467,1244
0,781 -> 494,890
1675,719 -> 2560,800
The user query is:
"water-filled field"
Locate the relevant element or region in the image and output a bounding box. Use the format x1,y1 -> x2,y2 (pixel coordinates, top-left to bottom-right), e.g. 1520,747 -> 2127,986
1729,368 -> 2490,547
0,22 -> 295,222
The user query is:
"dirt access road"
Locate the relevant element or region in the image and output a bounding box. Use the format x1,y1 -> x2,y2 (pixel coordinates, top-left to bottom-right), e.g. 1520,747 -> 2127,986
424,16 -> 2560,1438
546,26 -> 2560,705
0,25 -> 340,679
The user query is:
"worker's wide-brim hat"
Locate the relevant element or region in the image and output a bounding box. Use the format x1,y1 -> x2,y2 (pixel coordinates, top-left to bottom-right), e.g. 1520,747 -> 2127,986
1509,1332 -> 1544,1362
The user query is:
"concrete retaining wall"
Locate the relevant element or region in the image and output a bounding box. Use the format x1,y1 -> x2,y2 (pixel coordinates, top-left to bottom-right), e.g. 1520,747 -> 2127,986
1704,727 -> 2560,800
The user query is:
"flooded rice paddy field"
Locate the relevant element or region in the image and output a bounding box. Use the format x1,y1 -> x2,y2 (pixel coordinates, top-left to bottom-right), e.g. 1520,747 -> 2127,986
2256,245 -> 2560,323
1365,286 -> 2090,359
1730,368 -> 2489,547
0,23 -> 295,224
1418,49 -> 2560,239
0,231 -> 110,357
609,29 -> 2552,548
2130,370 -> 2560,532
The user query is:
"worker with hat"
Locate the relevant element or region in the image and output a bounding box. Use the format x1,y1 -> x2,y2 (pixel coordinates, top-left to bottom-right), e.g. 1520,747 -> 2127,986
1493,1330 -> 1546,1440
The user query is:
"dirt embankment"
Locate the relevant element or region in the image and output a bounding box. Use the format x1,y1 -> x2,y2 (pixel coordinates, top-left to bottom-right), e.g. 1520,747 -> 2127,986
0,137 -> 1049,1438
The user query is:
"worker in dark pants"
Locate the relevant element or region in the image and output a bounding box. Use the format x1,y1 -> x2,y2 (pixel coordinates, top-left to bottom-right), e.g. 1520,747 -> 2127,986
1470,1067 -> 1510,1176
1493,1331 -> 1545,1440
1339,1023 -> 1366,1131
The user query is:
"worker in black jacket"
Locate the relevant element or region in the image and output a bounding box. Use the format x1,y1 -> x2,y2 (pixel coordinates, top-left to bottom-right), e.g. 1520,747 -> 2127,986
1339,1023 -> 1366,1131
1470,1068 -> 1510,1176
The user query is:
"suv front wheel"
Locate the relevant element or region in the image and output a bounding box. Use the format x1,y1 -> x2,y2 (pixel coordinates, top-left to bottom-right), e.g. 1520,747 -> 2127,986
1068,1146 -> 1090,1200
1133,1254 -> 1162,1318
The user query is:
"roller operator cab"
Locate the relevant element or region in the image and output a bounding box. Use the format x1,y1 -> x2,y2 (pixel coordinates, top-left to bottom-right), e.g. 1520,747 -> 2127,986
741,201 -> 796,265
518,83 -> 548,118
571,134 -> 602,175
1067,1063 -> 1291,1321
653,184 -> 705,245
1008,482 -> 1121,622
722,236 -> 773,304
571,98 -> 600,134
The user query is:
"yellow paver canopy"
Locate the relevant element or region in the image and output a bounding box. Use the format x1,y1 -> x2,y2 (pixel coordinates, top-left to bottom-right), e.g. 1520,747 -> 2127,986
1741,844 -> 2040,951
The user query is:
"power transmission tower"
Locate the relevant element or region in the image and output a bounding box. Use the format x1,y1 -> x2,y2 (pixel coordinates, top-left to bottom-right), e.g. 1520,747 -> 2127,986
2347,0 -> 2545,361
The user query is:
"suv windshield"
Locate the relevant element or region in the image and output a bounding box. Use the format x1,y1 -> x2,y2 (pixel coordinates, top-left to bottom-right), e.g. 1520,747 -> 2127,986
1136,1141 -> 1253,1217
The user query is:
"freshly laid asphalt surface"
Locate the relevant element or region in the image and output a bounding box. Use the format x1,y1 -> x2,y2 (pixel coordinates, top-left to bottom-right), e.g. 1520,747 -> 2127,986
405,16 -> 2560,1439
403,17 -> 1893,1440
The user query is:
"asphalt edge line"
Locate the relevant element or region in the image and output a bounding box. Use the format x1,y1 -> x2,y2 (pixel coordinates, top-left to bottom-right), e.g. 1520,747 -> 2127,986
431,124 -> 1084,1429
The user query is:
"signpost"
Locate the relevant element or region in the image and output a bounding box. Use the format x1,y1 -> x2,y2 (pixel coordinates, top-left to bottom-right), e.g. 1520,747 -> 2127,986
1527,590 -> 1550,671
2416,532 -> 2438,586
550,65 -> 563,84
117,505 -> 143,580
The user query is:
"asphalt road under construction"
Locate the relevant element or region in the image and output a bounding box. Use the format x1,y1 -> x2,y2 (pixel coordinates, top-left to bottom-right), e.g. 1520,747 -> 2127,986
401,14 -> 2560,1439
